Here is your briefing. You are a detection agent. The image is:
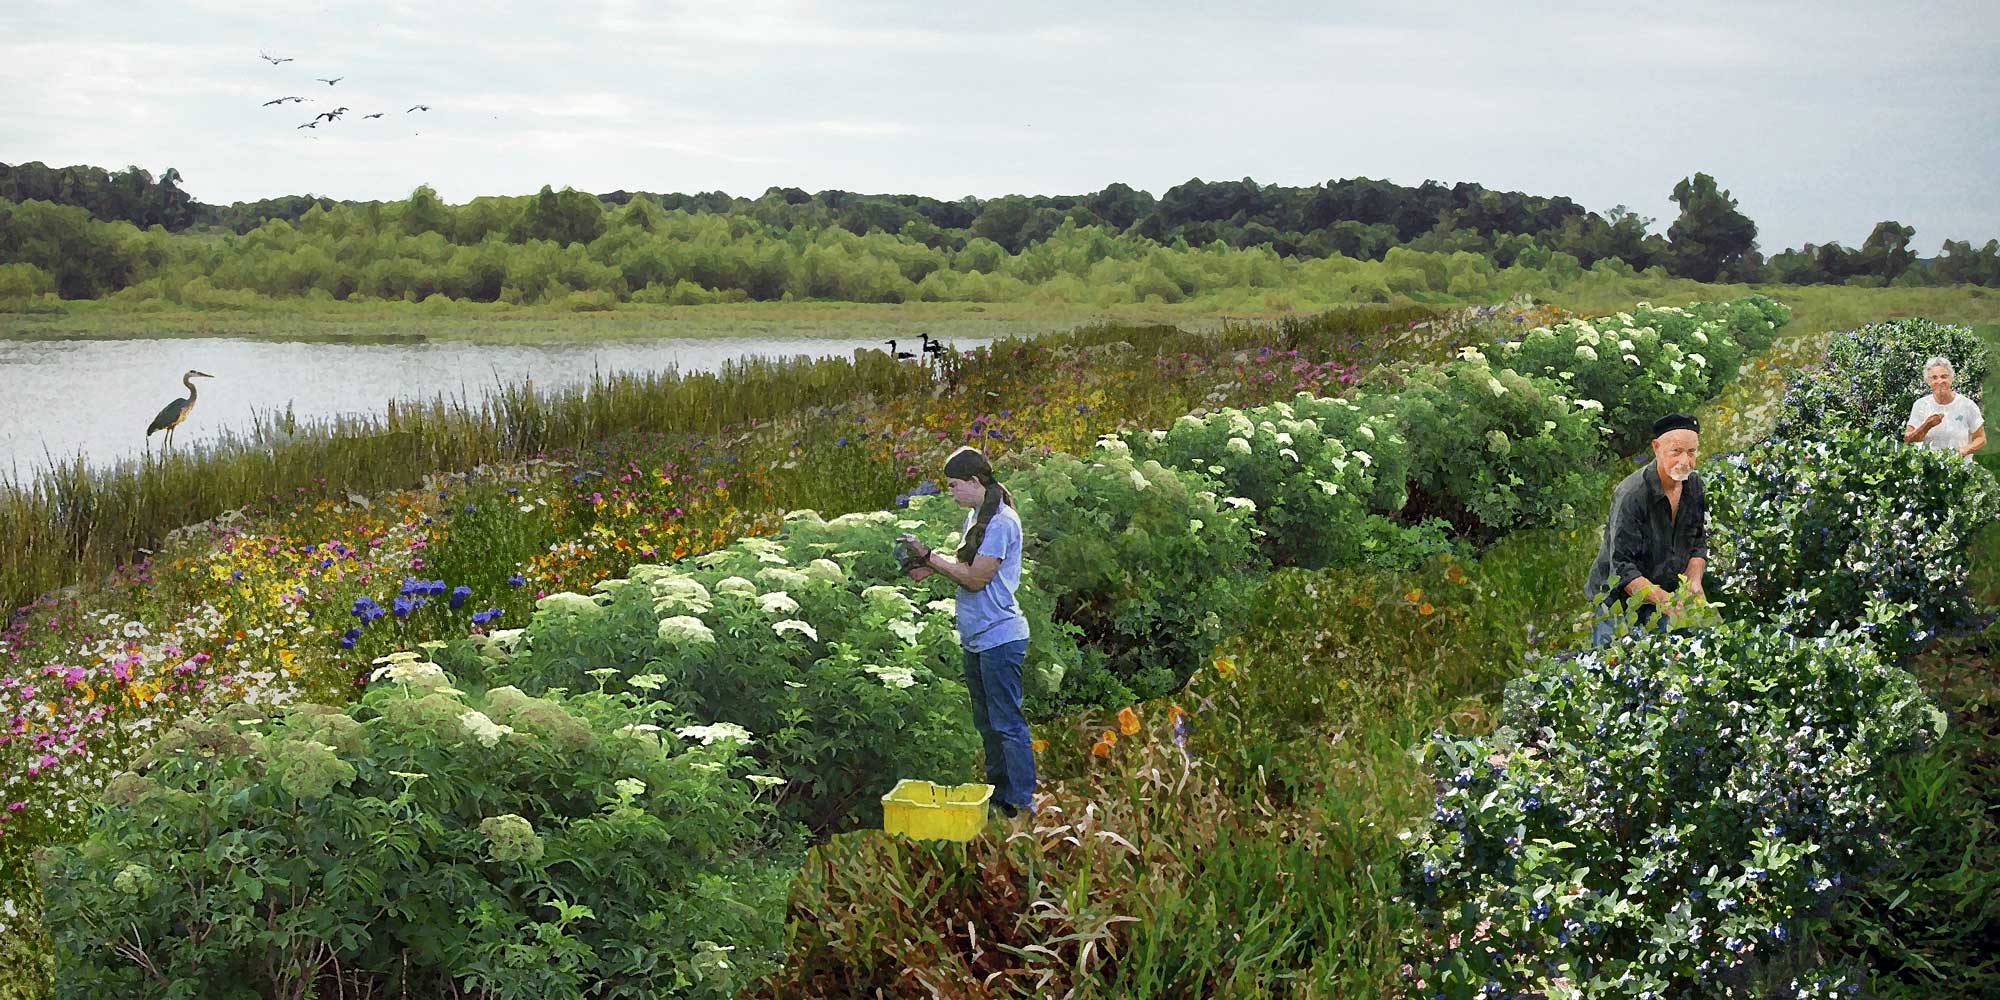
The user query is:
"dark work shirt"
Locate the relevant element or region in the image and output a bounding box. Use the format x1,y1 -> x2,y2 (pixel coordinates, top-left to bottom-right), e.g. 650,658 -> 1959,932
1585,462 -> 1708,619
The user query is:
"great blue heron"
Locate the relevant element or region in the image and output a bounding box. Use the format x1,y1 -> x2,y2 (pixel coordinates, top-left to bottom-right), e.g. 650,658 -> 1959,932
146,370 -> 214,450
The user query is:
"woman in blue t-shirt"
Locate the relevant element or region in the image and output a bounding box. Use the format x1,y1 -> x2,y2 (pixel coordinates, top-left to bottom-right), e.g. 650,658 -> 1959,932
896,446 -> 1035,819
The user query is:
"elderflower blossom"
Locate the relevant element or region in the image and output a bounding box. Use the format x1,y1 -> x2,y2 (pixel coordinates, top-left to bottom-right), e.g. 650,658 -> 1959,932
657,615 -> 717,645
772,619 -> 819,641
678,722 -> 754,745
864,664 -> 919,688
460,710 -> 515,747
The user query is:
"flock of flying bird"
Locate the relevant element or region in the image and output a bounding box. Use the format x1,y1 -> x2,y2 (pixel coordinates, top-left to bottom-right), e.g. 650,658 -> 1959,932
257,50 -> 430,133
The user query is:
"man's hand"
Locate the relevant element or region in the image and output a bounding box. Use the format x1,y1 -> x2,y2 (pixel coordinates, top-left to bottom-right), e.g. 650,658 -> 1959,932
1923,412 -> 1945,432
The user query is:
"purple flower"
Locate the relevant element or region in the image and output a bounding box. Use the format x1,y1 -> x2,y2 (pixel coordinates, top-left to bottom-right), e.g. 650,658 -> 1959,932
392,596 -> 415,619
339,628 -> 361,650
507,574 -> 526,588
450,585 -> 471,609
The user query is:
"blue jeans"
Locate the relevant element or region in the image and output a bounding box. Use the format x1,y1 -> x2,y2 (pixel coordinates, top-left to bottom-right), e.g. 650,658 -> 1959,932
1589,604 -> 1670,648
962,638 -> 1035,813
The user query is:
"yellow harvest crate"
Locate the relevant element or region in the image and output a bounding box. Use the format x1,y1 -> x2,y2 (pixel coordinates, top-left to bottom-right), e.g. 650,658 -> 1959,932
880,779 -> 994,842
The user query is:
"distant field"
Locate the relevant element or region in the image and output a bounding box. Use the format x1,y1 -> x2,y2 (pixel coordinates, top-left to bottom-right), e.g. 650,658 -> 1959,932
4,281 -> 1997,345
0,299 -> 1248,344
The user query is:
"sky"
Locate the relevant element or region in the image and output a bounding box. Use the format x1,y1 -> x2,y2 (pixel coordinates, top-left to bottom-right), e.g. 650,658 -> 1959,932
2,0 -> 1996,254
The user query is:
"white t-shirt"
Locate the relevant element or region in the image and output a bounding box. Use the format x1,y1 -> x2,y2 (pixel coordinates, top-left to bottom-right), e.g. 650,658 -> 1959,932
1906,393 -> 1984,457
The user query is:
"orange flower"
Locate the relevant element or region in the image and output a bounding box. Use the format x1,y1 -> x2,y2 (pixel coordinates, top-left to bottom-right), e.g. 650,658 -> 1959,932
1402,588 -> 1423,605
1031,738 -> 1048,754
1213,655 -> 1237,679
1419,602 -> 1436,616
1091,740 -> 1112,758
1117,706 -> 1141,736
1167,704 -> 1188,727
1445,565 -> 1467,585
1100,729 -> 1118,746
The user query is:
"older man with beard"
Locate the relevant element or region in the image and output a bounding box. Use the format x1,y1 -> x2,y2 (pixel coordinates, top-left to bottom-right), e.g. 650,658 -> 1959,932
1585,412 -> 1708,647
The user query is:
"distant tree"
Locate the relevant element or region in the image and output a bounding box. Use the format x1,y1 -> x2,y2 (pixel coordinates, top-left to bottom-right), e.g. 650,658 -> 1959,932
507,185 -> 607,247
1854,220 -> 1917,280
1664,173 -> 1758,282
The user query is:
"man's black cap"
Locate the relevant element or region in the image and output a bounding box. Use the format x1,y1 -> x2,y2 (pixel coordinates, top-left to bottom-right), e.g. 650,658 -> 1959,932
1651,412 -> 1700,438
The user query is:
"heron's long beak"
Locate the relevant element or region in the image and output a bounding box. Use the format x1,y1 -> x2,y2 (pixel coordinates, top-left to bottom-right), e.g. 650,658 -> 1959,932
192,370 -> 215,378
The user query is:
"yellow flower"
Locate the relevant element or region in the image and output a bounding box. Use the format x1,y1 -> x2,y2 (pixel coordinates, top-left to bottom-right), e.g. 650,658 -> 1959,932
1100,729 -> 1118,747
1117,706 -> 1141,736
1213,655 -> 1236,679
1031,738 -> 1048,754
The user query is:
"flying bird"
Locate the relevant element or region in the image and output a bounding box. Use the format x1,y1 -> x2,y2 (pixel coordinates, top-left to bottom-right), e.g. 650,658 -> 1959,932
314,106 -> 349,122
146,370 -> 215,451
259,51 -> 293,64
363,112 -> 385,119
261,96 -> 300,106
297,120 -> 319,129
406,104 -> 430,113
316,76 -> 343,86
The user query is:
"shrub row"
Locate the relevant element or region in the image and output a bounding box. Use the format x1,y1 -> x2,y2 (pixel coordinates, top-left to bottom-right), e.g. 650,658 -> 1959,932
1399,313 -> 1994,997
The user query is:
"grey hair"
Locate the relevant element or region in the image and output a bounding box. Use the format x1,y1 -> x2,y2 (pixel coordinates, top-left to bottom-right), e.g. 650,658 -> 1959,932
1923,356 -> 1955,376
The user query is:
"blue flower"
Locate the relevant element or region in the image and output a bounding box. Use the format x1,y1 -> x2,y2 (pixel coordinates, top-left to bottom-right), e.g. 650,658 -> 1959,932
450,585 -> 471,609
471,607 -> 503,627
392,596 -> 415,619
836,436 -> 849,447
507,574 -> 526,588
339,628 -> 360,650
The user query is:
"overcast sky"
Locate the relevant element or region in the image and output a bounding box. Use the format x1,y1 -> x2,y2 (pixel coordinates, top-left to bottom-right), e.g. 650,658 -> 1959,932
3,0 -> 1995,254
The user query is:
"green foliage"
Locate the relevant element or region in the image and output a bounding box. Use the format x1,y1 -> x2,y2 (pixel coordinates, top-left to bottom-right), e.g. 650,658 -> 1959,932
0,201 -> 137,298
476,501 -> 1015,837
1000,448 -> 1263,706
1380,359 -> 1606,543
37,675 -> 797,999
1705,430 -> 2000,663
0,262 -> 55,300
1117,392 -> 1448,569
1665,172 -> 1759,283
1777,319 -> 1989,439
1399,622 -> 1945,998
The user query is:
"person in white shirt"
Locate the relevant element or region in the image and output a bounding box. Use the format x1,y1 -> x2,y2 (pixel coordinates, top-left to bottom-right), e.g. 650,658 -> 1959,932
1904,356 -> 1986,461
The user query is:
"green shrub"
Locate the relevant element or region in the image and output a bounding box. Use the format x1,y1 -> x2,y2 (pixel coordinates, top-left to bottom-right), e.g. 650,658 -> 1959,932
1399,622 -> 1945,998
477,502 -> 1008,837
1116,392 -> 1427,569
1706,430 -> 2000,663
1776,319 -> 1988,440
1498,302 -> 1739,454
37,669 -> 797,999
1378,359 -> 1605,544
1002,447 -> 1263,706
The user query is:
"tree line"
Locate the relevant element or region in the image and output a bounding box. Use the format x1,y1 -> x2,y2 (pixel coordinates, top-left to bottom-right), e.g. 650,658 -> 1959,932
3,160 -> 1997,303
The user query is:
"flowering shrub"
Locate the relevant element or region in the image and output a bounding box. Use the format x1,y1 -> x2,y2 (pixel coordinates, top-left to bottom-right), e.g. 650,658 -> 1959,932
1115,393 -> 1439,569
1001,448 -> 1263,706
474,500 -> 1048,837
1380,359 -> 1607,543
38,661 -> 797,999
1775,319 -> 1988,440
1494,295 -> 1789,455
1706,430 -> 2000,663
1399,623 -> 1944,998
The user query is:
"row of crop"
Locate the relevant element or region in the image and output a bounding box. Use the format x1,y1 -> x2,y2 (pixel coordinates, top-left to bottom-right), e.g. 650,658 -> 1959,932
31,296 -> 1789,996
1397,318 -> 1998,997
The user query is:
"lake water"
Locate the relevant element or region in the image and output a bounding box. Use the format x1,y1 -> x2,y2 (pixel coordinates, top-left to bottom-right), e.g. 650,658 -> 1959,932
0,333 -> 993,479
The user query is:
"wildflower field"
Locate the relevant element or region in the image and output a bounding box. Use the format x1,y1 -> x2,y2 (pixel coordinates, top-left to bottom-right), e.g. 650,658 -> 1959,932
2,295 -> 1997,998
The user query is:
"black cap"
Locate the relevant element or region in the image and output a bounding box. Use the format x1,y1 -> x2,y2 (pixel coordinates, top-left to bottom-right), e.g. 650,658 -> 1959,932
1651,413 -> 1700,438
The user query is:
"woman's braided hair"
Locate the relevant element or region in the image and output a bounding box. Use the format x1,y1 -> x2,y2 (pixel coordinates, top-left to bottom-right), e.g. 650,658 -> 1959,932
944,446 -> 1013,564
